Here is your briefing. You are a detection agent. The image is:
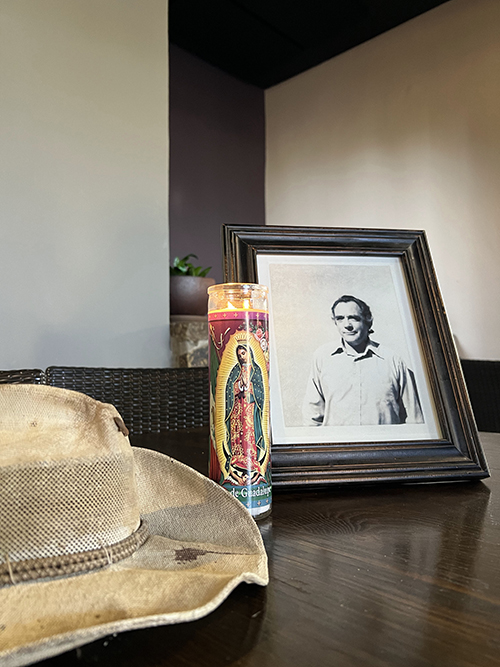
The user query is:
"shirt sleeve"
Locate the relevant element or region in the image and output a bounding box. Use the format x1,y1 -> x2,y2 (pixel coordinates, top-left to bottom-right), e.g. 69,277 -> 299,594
398,361 -> 424,424
302,353 -> 326,426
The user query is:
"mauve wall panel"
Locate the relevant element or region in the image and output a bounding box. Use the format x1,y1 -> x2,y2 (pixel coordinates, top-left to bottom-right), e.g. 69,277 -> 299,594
169,45 -> 265,284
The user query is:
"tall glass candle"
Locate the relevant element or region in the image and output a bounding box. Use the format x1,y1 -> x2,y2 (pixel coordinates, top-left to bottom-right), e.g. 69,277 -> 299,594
208,283 -> 271,520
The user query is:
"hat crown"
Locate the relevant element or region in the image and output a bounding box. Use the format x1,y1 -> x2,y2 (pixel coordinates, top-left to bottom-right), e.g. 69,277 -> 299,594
0,385 -> 140,568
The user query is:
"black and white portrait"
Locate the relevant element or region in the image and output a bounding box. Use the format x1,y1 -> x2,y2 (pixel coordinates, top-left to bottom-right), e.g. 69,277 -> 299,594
303,293 -> 424,427
257,254 -> 441,445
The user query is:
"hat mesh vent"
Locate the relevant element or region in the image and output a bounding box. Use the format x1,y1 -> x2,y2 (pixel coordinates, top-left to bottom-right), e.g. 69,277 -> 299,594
0,454 -> 139,564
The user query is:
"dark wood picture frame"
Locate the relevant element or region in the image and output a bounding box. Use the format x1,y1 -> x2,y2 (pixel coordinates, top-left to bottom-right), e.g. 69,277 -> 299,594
222,224 -> 489,488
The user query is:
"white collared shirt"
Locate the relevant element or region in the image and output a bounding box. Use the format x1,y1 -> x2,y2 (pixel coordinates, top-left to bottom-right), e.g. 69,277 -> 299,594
303,339 -> 424,426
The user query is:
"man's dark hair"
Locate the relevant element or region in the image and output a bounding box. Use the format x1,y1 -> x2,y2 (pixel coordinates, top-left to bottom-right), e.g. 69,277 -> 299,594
331,295 -> 374,334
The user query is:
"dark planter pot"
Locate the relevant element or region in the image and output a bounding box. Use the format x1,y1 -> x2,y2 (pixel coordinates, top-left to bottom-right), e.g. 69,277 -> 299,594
170,275 -> 216,316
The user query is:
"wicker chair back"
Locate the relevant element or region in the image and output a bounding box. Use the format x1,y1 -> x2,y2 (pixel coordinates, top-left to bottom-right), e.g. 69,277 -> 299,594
45,366 -> 209,434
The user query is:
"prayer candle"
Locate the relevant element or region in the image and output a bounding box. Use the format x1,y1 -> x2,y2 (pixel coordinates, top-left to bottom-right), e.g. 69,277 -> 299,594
208,283 -> 271,520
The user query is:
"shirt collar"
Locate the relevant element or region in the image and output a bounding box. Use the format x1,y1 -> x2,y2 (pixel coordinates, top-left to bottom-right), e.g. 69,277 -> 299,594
331,339 -> 384,360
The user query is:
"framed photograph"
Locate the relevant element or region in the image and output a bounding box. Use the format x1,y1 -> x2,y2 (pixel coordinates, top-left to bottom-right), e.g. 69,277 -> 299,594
222,225 -> 489,487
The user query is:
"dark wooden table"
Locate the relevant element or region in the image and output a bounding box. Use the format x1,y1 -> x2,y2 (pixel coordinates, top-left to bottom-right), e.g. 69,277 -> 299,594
42,431 -> 499,667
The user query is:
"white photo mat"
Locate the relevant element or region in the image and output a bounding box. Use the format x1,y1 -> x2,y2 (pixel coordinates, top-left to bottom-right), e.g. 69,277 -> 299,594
256,254 -> 441,445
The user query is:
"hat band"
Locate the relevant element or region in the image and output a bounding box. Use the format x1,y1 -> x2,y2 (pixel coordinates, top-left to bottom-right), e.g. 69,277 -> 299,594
0,520 -> 149,588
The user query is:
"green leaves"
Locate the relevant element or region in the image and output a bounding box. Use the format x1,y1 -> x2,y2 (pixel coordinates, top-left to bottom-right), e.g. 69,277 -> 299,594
170,254 -> 211,277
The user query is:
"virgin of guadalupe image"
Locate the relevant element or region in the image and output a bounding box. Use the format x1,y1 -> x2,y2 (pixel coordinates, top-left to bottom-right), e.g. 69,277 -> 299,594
221,344 -> 269,486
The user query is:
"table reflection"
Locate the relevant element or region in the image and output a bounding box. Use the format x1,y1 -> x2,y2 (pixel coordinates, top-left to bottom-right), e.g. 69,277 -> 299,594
262,482 -> 491,666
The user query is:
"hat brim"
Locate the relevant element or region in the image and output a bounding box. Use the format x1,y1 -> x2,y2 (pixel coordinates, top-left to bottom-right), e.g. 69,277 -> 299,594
0,447 -> 268,667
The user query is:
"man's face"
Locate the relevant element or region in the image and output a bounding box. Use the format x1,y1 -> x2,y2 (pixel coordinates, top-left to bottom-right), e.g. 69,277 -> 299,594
333,301 -> 370,351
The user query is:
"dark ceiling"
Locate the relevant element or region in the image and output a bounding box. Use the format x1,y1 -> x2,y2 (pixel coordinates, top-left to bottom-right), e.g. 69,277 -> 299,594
169,0 -> 451,89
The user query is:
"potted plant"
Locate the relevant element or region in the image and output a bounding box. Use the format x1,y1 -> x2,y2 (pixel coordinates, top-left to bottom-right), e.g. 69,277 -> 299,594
170,254 -> 215,316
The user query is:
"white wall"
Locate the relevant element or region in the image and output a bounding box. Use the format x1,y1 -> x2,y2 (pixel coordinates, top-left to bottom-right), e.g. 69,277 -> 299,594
266,0 -> 500,360
0,0 -> 169,369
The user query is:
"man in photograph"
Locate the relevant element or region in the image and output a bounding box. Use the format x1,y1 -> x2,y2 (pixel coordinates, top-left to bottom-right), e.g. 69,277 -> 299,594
303,295 -> 424,426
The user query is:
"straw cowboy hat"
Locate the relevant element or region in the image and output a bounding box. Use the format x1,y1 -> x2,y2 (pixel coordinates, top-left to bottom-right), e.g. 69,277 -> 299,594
0,384 -> 268,667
